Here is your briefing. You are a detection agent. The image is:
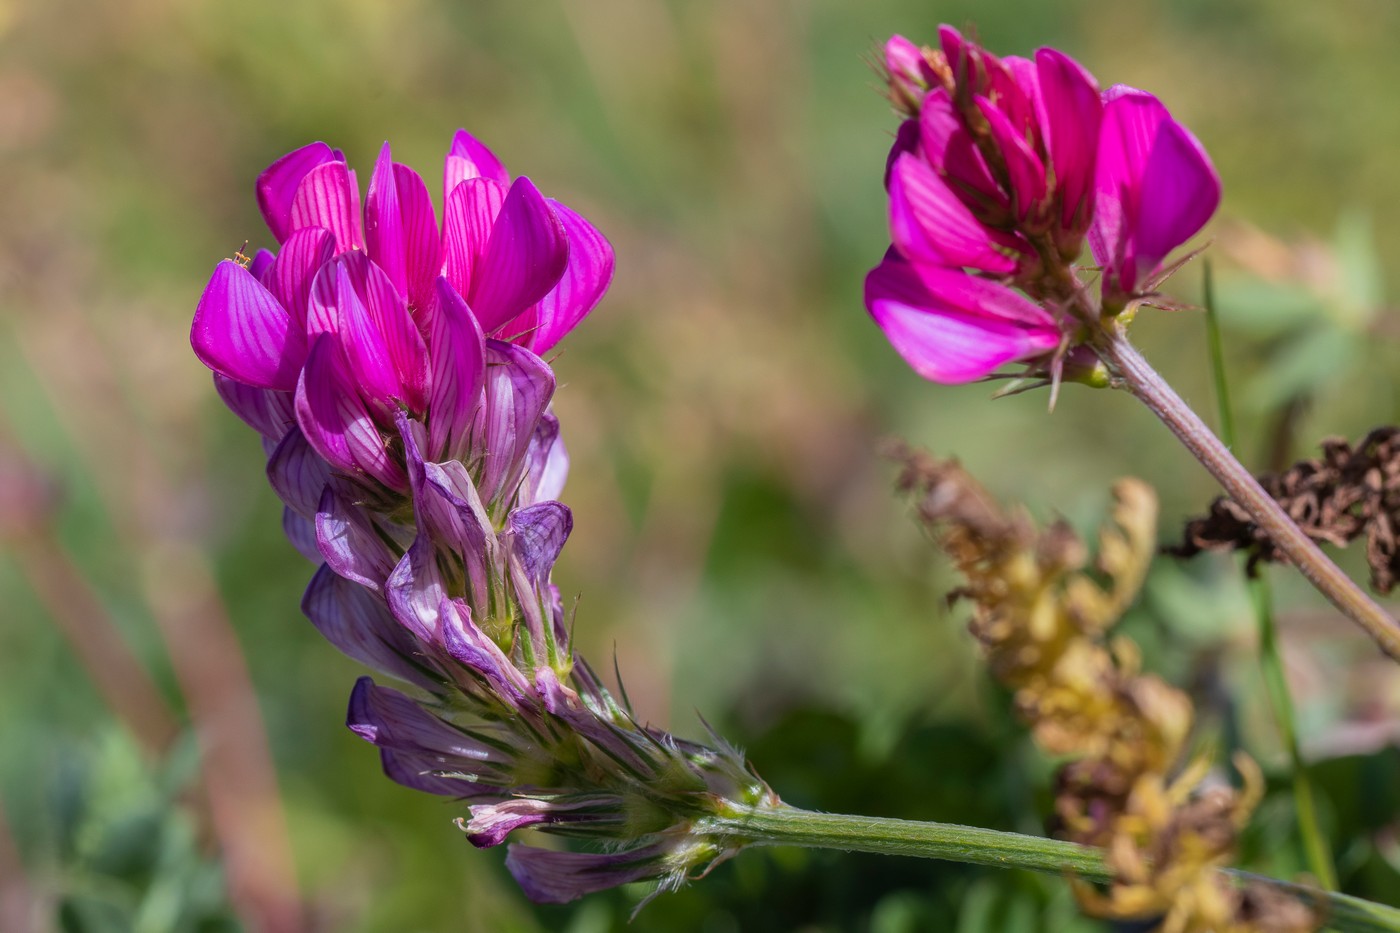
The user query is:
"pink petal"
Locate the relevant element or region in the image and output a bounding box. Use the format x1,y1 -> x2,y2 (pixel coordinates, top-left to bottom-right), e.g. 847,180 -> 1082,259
919,88 -> 1007,218
520,200 -> 614,353
444,129 -> 511,198
426,278 -> 486,463
289,161 -> 366,254
889,154 -> 1017,274
468,177 -> 570,333
342,252 -> 430,412
192,260 -> 307,391
394,163 -> 442,318
1132,118 -> 1220,280
976,95 -> 1047,222
1088,87 -> 1169,275
365,142 -> 408,298
1035,48 -> 1102,234
266,227 -> 336,329
256,142 -> 337,242
295,335 -> 407,490
442,177 -> 507,300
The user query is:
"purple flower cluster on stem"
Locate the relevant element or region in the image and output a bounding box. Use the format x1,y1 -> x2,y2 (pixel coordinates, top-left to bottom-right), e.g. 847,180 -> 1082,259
191,132 -> 776,905
869,28 -> 1221,384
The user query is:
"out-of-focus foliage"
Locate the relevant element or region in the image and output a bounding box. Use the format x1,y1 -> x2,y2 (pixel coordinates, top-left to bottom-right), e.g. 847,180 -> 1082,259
3,0 -> 1400,929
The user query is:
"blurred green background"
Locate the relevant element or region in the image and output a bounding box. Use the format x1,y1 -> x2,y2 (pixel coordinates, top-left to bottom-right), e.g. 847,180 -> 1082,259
4,0 -> 1400,929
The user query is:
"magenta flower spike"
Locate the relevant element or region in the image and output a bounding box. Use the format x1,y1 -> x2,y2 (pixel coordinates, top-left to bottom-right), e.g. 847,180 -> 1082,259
192,134 -> 777,908
867,29 -> 1218,385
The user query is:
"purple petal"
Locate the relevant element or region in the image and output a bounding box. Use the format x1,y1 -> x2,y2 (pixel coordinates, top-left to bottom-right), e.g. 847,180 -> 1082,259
1035,48 -> 1102,236
468,177 -> 570,333
266,227 -> 336,330
475,341 -> 556,506
864,256 -> 1060,384
1131,118 -> 1221,280
426,278 -> 486,462
282,507 -> 321,562
505,501 -> 572,585
266,426 -> 332,518
192,260 -> 307,391
249,248 -> 275,281
518,201 -> 615,353
976,96 -> 1047,222
505,841 -> 670,904
394,163 -> 442,318
256,142 -> 337,242
296,335 -> 407,490
464,799 -> 556,848
516,411 -> 568,507
444,129 -> 511,197
289,161 -> 365,254
212,375 -> 296,441
889,154 -> 1018,274
365,142 -> 408,297
303,564 -> 433,687
386,533 -> 445,642
313,482 -> 399,592
317,258 -> 404,414
438,598 -> 532,707
442,177 -> 507,301
345,252 -> 430,412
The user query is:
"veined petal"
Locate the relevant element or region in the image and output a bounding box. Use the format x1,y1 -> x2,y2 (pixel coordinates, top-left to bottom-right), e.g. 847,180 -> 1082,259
1132,118 -> 1220,280
313,482 -> 399,591
249,248 -> 275,281
256,142 -> 337,242
505,501 -> 572,586
212,375 -> 296,441
918,88 -> 1007,218
520,201 -> 615,353
266,426 -> 332,519
192,260 -> 307,391
290,160 -> 366,254
282,508 -> 321,563
426,278 -> 486,462
394,163 -> 442,318
445,129 -> 511,196
1035,48 -> 1102,235
296,335 -> 406,490
386,533 -> 445,642
438,598 -> 533,708
889,154 -> 1017,274
365,142 -> 408,297
267,226 -> 336,329
516,410 -> 568,507
344,251 -> 430,413
976,95 -> 1047,222
321,259 -> 403,412
469,177 -> 570,334
303,564 -> 434,688
475,341 -> 556,507
864,257 -> 1059,384
443,177 -> 507,299
505,841 -> 675,905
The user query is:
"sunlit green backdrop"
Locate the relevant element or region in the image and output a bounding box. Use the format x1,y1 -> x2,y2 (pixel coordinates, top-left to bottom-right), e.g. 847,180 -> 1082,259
4,0 -> 1400,930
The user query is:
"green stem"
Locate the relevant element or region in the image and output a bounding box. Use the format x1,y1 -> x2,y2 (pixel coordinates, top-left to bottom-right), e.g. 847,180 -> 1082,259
703,804 -> 1400,932
1088,324 -> 1400,662
1202,263 -> 1337,890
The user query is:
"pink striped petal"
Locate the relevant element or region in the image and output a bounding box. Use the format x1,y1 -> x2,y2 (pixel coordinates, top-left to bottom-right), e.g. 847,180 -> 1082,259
1132,118 -> 1220,281
444,129 -> 510,198
289,161 -> 365,254
319,260 -> 401,412
365,142 -> 408,297
442,177 -> 507,300
295,335 -> 406,491
426,278 -> 486,463
256,142 -> 337,242
976,96 -> 1047,222
192,260 -> 307,391
919,89 -> 1007,218
522,201 -> 614,353
394,163 -> 442,318
469,177 -> 569,333
889,154 -> 1017,274
266,227 -> 335,329
343,251 -> 430,412
1035,48 -> 1102,236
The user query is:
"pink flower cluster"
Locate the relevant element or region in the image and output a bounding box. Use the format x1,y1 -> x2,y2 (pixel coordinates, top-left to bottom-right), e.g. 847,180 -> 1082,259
867,28 -> 1221,384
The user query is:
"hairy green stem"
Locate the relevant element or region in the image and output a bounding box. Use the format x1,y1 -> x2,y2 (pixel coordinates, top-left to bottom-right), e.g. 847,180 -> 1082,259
1088,324 -> 1400,661
703,804 -> 1400,932
1202,263 -> 1337,889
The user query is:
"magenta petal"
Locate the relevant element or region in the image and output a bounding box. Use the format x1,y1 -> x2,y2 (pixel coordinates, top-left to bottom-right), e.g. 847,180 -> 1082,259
426,278 -> 486,462
192,260 -> 307,391
976,96 -> 1047,221
1132,118 -> 1221,279
267,227 -> 336,329
256,142 -> 337,242
365,142 -> 408,298
289,160 -> 366,254
1089,87 -> 1169,274
249,248 -> 275,281
444,129 -> 511,197
468,177 -> 570,333
476,341 -> 556,506
266,426 -> 332,518
344,251 -> 430,412
918,89 -> 1006,215
394,163 -> 442,317
322,260 -> 402,412
212,375 -> 296,441
295,335 -> 406,490
303,565 -> 434,688
442,177 -> 508,300
1035,48 -> 1102,233
889,154 -> 1017,274
522,201 -> 614,353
